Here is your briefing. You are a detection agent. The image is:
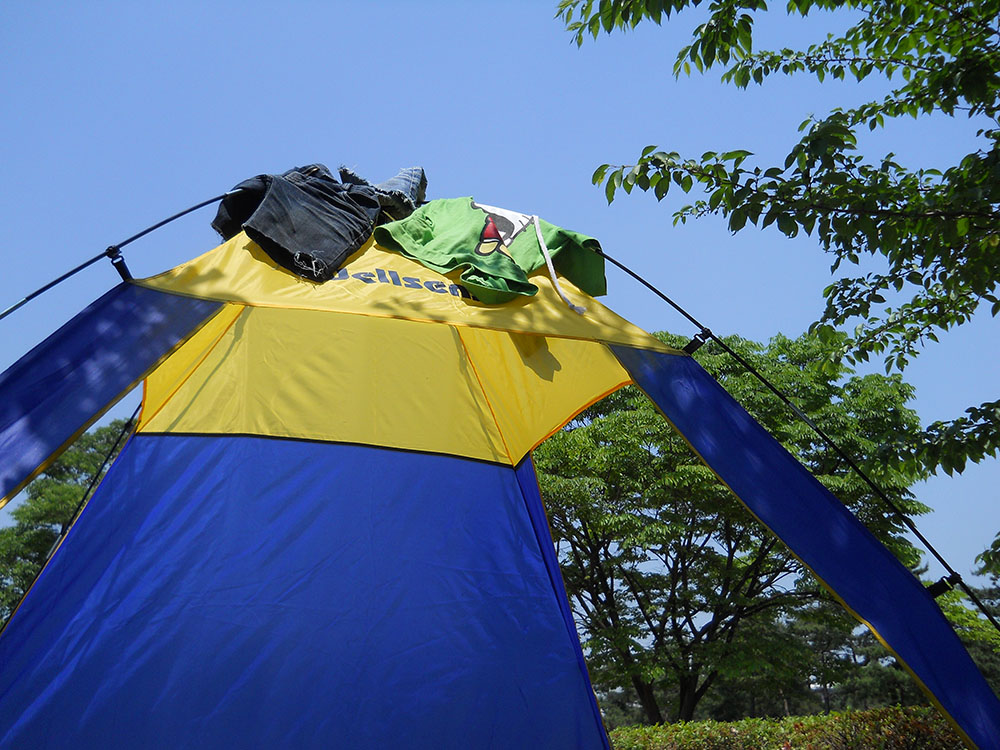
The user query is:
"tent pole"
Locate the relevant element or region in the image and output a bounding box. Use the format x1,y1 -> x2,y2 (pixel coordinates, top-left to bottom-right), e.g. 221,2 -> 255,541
0,191 -> 237,324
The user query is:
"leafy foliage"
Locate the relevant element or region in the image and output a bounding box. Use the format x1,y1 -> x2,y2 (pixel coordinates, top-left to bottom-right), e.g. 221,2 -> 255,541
608,705 -> 963,749
556,0 -> 1000,489
698,599 -> 935,720
535,332 -> 928,723
0,420 -> 130,622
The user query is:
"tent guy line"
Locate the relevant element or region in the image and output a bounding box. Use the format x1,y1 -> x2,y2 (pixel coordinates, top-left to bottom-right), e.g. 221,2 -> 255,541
1,187 -> 995,636
56,404 -> 141,540
595,244 -> 1000,633
0,403 -> 142,639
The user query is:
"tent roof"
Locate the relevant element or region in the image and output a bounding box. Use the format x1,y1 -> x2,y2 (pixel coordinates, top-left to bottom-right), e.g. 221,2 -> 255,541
138,303 -> 631,465
138,233 -> 674,352
135,233 -> 671,465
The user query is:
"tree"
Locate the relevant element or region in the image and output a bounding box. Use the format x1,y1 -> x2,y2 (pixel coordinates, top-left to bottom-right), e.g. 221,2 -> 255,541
0,420 -> 130,622
693,608 -> 835,720
534,332 -> 928,723
555,0 -> 1000,515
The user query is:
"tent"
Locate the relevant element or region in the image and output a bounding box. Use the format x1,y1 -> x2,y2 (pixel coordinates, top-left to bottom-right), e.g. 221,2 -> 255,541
0,220 -> 998,747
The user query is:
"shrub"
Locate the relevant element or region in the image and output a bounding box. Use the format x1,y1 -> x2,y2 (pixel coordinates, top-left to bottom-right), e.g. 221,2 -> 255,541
607,706 -> 964,749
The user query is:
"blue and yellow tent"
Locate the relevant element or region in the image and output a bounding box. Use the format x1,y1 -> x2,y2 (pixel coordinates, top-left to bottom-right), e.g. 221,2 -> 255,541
0,229 -> 998,748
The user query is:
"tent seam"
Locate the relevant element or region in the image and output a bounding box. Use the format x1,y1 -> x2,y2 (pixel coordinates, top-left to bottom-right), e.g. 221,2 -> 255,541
0,296 -> 227,510
455,327 -> 515,465
129,280 -> 678,355
138,303 -> 245,432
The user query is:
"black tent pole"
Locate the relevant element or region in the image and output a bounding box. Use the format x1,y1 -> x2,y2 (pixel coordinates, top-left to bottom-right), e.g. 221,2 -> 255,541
0,191 -> 235,324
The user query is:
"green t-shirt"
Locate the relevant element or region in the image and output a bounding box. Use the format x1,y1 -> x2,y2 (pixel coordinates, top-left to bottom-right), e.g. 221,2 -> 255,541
373,197 -> 607,304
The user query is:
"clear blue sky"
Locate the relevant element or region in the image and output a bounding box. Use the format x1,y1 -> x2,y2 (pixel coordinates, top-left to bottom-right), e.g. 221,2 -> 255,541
2,2 -> 997,580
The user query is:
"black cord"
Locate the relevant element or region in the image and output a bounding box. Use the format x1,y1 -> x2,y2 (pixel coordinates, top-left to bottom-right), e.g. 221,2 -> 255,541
0,191 -> 234,324
595,246 -> 1000,633
58,404 -> 142,538
0,403 -> 141,636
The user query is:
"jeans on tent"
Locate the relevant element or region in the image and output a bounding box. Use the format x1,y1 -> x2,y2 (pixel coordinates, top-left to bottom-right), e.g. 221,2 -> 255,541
339,166 -> 427,223
212,164 -> 425,282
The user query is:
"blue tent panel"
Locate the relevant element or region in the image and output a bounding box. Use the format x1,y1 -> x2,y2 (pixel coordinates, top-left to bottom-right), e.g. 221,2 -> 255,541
516,457 -> 610,748
0,284 -> 221,504
613,345 -> 1000,749
0,434 -> 608,749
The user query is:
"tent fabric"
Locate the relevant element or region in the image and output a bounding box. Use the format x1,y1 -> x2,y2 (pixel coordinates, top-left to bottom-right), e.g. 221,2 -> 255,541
515,457 -> 609,746
1,227 -> 997,748
0,434 -> 608,749
0,283 -> 222,507
135,233 -> 670,351
137,304 -> 631,465
612,345 -> 1000,749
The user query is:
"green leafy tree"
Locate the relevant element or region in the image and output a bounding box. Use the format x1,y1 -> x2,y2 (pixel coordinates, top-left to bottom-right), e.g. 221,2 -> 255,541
708,597 -> 962,718
534,332 -> 927,723
702,600 -> 868,719
0,420 -> 130,622
833,627 -> 930,709
783,602 -> 862,714
695,611 -> 830,720
555,0 -> 1000,511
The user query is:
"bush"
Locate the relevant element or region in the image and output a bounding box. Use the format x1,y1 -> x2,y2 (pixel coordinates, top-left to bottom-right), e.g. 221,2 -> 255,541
607,706 -> 964,749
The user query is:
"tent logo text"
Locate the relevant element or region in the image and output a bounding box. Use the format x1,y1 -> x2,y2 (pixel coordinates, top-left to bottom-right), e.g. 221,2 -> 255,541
330,267 -> 473,299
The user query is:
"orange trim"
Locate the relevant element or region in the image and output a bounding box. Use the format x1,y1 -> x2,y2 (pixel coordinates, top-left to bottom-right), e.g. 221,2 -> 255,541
524,376 -> 634,460
456,328 -> 514,465
137,305 -> 245,431
0,302 -> 233,510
